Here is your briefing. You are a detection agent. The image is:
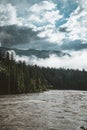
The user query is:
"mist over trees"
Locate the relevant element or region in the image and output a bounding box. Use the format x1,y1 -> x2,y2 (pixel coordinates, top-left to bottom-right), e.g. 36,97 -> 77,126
0,50 -> 87,95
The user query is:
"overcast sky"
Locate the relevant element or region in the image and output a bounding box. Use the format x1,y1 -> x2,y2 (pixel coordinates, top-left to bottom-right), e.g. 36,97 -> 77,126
0,0 -> 87,70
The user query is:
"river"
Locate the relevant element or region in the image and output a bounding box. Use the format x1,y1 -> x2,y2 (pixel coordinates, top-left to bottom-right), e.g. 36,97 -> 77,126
0,90 -> 87,130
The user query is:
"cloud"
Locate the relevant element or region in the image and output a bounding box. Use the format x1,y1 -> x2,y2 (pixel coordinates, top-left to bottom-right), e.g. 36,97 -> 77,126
0,25 -> 63,50
30,1 -> 56,12
1,0 -> 87,70
0,0 -> 64,48
0,31 -> 13,46
11,49 -> 87,70
0,3 -> 20,26
27,1 -> 63,44
61,40 -> 87,50
0,1 -> 62,27
0,0 -> 87,51
60,0 -> 87,43
0,31 -> 12,41
0,25 -> 40,47
29,50 -> 87,70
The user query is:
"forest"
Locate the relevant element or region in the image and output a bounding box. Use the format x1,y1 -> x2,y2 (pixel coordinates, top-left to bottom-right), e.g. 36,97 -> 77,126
0,50 -> 87,95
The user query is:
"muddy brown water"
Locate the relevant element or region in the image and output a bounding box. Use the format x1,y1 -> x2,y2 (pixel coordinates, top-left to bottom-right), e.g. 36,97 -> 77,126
0,90 -> 87,130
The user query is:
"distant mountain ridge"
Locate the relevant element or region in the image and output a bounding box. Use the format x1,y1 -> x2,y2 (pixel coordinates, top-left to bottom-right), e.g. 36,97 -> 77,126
0,47 -> 70,58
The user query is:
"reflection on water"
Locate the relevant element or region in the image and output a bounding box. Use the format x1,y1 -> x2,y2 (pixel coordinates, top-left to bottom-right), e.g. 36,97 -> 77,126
0,90 -> 87,130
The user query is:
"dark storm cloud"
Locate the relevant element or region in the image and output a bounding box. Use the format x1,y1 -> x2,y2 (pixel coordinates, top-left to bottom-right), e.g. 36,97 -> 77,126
0,25 -> 40,47
61,40 -> 87,50
1,25 -> 87,51
0,25 -> 58,50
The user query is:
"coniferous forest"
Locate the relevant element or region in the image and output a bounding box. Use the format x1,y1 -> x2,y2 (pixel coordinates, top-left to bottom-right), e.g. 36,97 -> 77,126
0,50 -> 87,95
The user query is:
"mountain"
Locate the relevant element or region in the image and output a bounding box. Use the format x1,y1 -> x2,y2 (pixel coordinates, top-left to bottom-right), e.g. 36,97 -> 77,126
0,47 -> 70,58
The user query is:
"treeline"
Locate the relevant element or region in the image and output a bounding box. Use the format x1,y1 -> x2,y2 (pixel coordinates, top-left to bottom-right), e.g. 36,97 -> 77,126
0,50 -> 87,94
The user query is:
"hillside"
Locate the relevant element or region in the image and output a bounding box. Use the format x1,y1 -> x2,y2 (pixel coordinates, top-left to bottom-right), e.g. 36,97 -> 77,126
0,50 -> 87,95
0,47 -> 70,58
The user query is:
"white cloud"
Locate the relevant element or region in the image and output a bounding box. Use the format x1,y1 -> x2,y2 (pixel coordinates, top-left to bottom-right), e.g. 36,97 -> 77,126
31,50 -> 87,70
47,31 -> 65,44
0,4 -> 16,26
37,27 -> 65,44
0,3 -> 23,26
8,50 -> 30,63
28,0 -> 87,45
79,0 -> 87,10
30,1 -> 56,12
28,1 -> 63,28
27,1 -> 63,43
12,50 -> 87,71
28,10 -> 62,25
61,0 -> 87,43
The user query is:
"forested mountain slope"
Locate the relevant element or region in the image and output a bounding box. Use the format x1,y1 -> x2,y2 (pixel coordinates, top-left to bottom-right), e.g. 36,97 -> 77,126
0,50 -> 87,95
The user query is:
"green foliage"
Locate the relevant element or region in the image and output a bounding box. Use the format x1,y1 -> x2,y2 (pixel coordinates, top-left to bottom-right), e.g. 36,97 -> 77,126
0,50 -> 87,95
0,51 -> 48,94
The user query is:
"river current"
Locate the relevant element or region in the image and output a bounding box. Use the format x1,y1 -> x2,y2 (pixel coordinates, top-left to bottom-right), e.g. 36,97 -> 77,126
0,90 -> 87,130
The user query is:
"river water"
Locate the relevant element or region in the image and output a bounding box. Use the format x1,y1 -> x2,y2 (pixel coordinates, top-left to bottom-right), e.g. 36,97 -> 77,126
0,90 -> 87,130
